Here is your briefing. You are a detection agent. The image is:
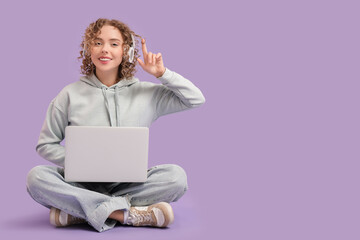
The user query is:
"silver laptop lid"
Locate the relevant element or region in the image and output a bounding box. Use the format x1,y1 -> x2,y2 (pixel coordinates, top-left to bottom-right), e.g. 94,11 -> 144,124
64,126 -> 149,182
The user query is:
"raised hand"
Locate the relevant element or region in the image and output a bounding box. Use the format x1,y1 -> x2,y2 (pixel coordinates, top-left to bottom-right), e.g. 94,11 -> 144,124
137,38 -> 166,78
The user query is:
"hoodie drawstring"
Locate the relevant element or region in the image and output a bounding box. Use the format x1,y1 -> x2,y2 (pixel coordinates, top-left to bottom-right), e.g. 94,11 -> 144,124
115,86 -> 120,127
101,86 -> 121,127
81,73 -> 138,127
101,86 -> 112,126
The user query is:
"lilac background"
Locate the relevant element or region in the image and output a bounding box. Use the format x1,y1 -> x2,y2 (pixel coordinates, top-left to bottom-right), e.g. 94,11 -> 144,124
0,0 -> 359,239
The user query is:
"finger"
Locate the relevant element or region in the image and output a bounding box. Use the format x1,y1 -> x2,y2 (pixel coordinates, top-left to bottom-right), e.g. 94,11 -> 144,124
156,54 -> 164,66
152,54 -> 156,65
148,52 -> 153,64
137,58 -> 145,68
141,38 -> 148,57
156,53 -> 162,62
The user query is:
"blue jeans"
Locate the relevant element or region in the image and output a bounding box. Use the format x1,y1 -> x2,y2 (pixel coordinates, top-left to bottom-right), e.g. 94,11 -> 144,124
26,164 -> 188,232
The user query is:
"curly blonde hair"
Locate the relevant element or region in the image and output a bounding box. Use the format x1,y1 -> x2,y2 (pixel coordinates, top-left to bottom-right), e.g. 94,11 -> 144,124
77,18 -> 142,80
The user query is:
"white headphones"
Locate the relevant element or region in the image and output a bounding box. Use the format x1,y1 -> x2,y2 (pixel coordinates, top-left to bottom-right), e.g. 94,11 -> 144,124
128,34 -> 135,63
83,34 -> 135,63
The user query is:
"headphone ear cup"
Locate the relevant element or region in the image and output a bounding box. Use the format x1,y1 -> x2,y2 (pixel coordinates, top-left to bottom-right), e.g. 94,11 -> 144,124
128,47 -> 134,63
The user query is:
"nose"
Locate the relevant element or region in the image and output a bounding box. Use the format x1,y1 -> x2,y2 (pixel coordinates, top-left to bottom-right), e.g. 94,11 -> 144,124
101,43 -> 110,53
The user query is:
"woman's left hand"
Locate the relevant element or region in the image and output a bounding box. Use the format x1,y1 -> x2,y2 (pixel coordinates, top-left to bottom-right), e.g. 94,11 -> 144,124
137,38 -> 166,78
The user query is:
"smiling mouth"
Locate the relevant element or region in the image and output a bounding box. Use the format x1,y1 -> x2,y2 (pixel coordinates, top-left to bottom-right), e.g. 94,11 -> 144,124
99,58 -> 111,61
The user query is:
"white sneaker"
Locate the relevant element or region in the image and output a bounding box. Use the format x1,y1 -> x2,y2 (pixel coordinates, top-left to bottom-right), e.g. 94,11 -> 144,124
50,207 -> 86,227
125,202 -> 174,227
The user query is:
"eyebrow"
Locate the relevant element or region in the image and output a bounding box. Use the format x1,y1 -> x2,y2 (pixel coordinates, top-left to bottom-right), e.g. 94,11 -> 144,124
95,37 -> 122,42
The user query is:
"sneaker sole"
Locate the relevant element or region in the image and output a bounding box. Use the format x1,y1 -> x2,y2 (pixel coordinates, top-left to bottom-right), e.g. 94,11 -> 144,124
156,202 -> 174,227
50,207 -> 62,227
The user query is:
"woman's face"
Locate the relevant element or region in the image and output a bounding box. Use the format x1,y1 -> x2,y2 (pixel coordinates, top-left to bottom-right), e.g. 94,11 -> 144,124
90,25 -> 124,74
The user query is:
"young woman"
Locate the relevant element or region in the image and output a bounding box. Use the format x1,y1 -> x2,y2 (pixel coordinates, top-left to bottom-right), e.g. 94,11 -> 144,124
26,18 -> 205,232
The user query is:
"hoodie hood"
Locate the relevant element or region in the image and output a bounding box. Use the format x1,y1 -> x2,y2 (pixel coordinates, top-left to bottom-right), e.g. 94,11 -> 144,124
79,72 -> 139,127
79,72 -> 139,89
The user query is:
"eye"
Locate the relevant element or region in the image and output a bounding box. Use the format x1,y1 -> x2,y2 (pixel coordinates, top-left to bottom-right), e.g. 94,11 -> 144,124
112,43 -> 118,46
95,42 -> 102,46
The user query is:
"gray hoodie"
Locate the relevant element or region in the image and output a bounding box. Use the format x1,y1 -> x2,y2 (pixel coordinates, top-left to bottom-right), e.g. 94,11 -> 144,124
36,68 -> 205,167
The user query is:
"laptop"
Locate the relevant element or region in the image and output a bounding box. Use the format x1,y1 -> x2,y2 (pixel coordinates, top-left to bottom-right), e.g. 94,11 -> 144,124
64,126 -> 149,182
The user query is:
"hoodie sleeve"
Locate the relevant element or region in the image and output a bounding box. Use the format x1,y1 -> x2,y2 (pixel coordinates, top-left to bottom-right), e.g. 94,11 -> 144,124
36,98 -> 68,167
153,68 -> 205,118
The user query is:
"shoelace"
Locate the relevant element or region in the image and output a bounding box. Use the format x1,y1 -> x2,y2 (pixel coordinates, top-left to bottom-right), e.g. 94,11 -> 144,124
129,208 -> 154,225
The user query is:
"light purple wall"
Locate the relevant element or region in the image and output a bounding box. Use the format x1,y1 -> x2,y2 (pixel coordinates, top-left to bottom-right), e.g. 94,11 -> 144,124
1,0 -> 359,239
